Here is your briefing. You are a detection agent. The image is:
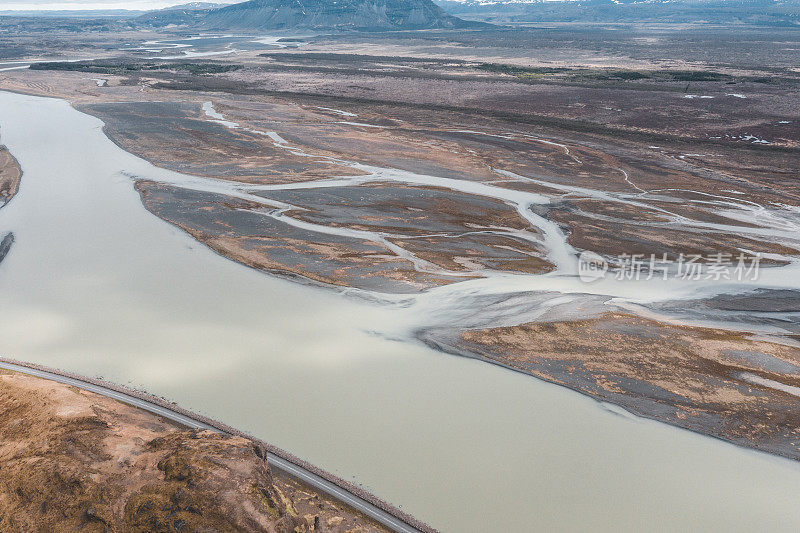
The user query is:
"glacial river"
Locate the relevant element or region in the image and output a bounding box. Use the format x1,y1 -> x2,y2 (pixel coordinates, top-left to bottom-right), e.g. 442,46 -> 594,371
3,90 -> 800,531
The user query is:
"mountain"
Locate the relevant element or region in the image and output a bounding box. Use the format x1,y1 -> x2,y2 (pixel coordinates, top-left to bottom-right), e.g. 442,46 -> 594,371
434,0 -> 800,26
136,7 -> 214,26
135,2 -> 231,26
161,2 -> 231,10
136,3 -> 230,26
138,0 -> 481,31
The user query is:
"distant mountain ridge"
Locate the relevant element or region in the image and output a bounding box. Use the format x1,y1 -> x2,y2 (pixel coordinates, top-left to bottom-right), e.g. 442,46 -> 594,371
161,2 -> 231,10
435,0 -> 800,25
138,0 -> 481,31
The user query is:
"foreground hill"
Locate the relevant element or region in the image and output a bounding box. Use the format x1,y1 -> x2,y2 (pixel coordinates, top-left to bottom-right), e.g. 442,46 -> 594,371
0,368 -> 387,532
138,0 -> 480,31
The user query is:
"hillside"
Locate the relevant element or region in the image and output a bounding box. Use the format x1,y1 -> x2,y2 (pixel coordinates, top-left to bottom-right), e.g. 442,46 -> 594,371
0,368 -> 388,532
135,3 -> 224,26
138,0 -> 480,31
435,0 -> 800,26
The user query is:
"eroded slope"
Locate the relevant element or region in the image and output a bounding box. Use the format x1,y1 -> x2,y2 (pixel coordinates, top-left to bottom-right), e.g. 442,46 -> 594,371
0,369 -> 387,533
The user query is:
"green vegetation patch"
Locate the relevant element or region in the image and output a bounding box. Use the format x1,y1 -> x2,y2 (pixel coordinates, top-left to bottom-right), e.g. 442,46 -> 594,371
29,62 -> 241,75
476,63 -> 571,78
658,70 -> 730,82
475,63 -> 735,83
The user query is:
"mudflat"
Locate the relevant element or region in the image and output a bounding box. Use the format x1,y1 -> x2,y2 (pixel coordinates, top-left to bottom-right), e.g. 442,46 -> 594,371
0,145 -> 21,206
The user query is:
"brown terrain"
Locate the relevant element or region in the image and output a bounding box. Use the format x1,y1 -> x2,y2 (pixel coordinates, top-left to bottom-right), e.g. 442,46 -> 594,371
0,368 -> 387,533
448,313 -> 800,460
0,145 -> 21,206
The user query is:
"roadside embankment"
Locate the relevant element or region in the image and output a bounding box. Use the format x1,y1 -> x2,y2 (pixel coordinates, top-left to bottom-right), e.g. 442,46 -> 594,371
0,365 -> 391,532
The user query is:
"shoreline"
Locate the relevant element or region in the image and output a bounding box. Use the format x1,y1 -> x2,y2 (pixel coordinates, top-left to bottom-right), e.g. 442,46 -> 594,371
417,328 -> 800,465
0,356 -> 436,533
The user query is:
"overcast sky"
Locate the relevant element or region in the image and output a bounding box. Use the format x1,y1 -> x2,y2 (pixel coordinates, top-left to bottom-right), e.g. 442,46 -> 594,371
1,0 -> 210,10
